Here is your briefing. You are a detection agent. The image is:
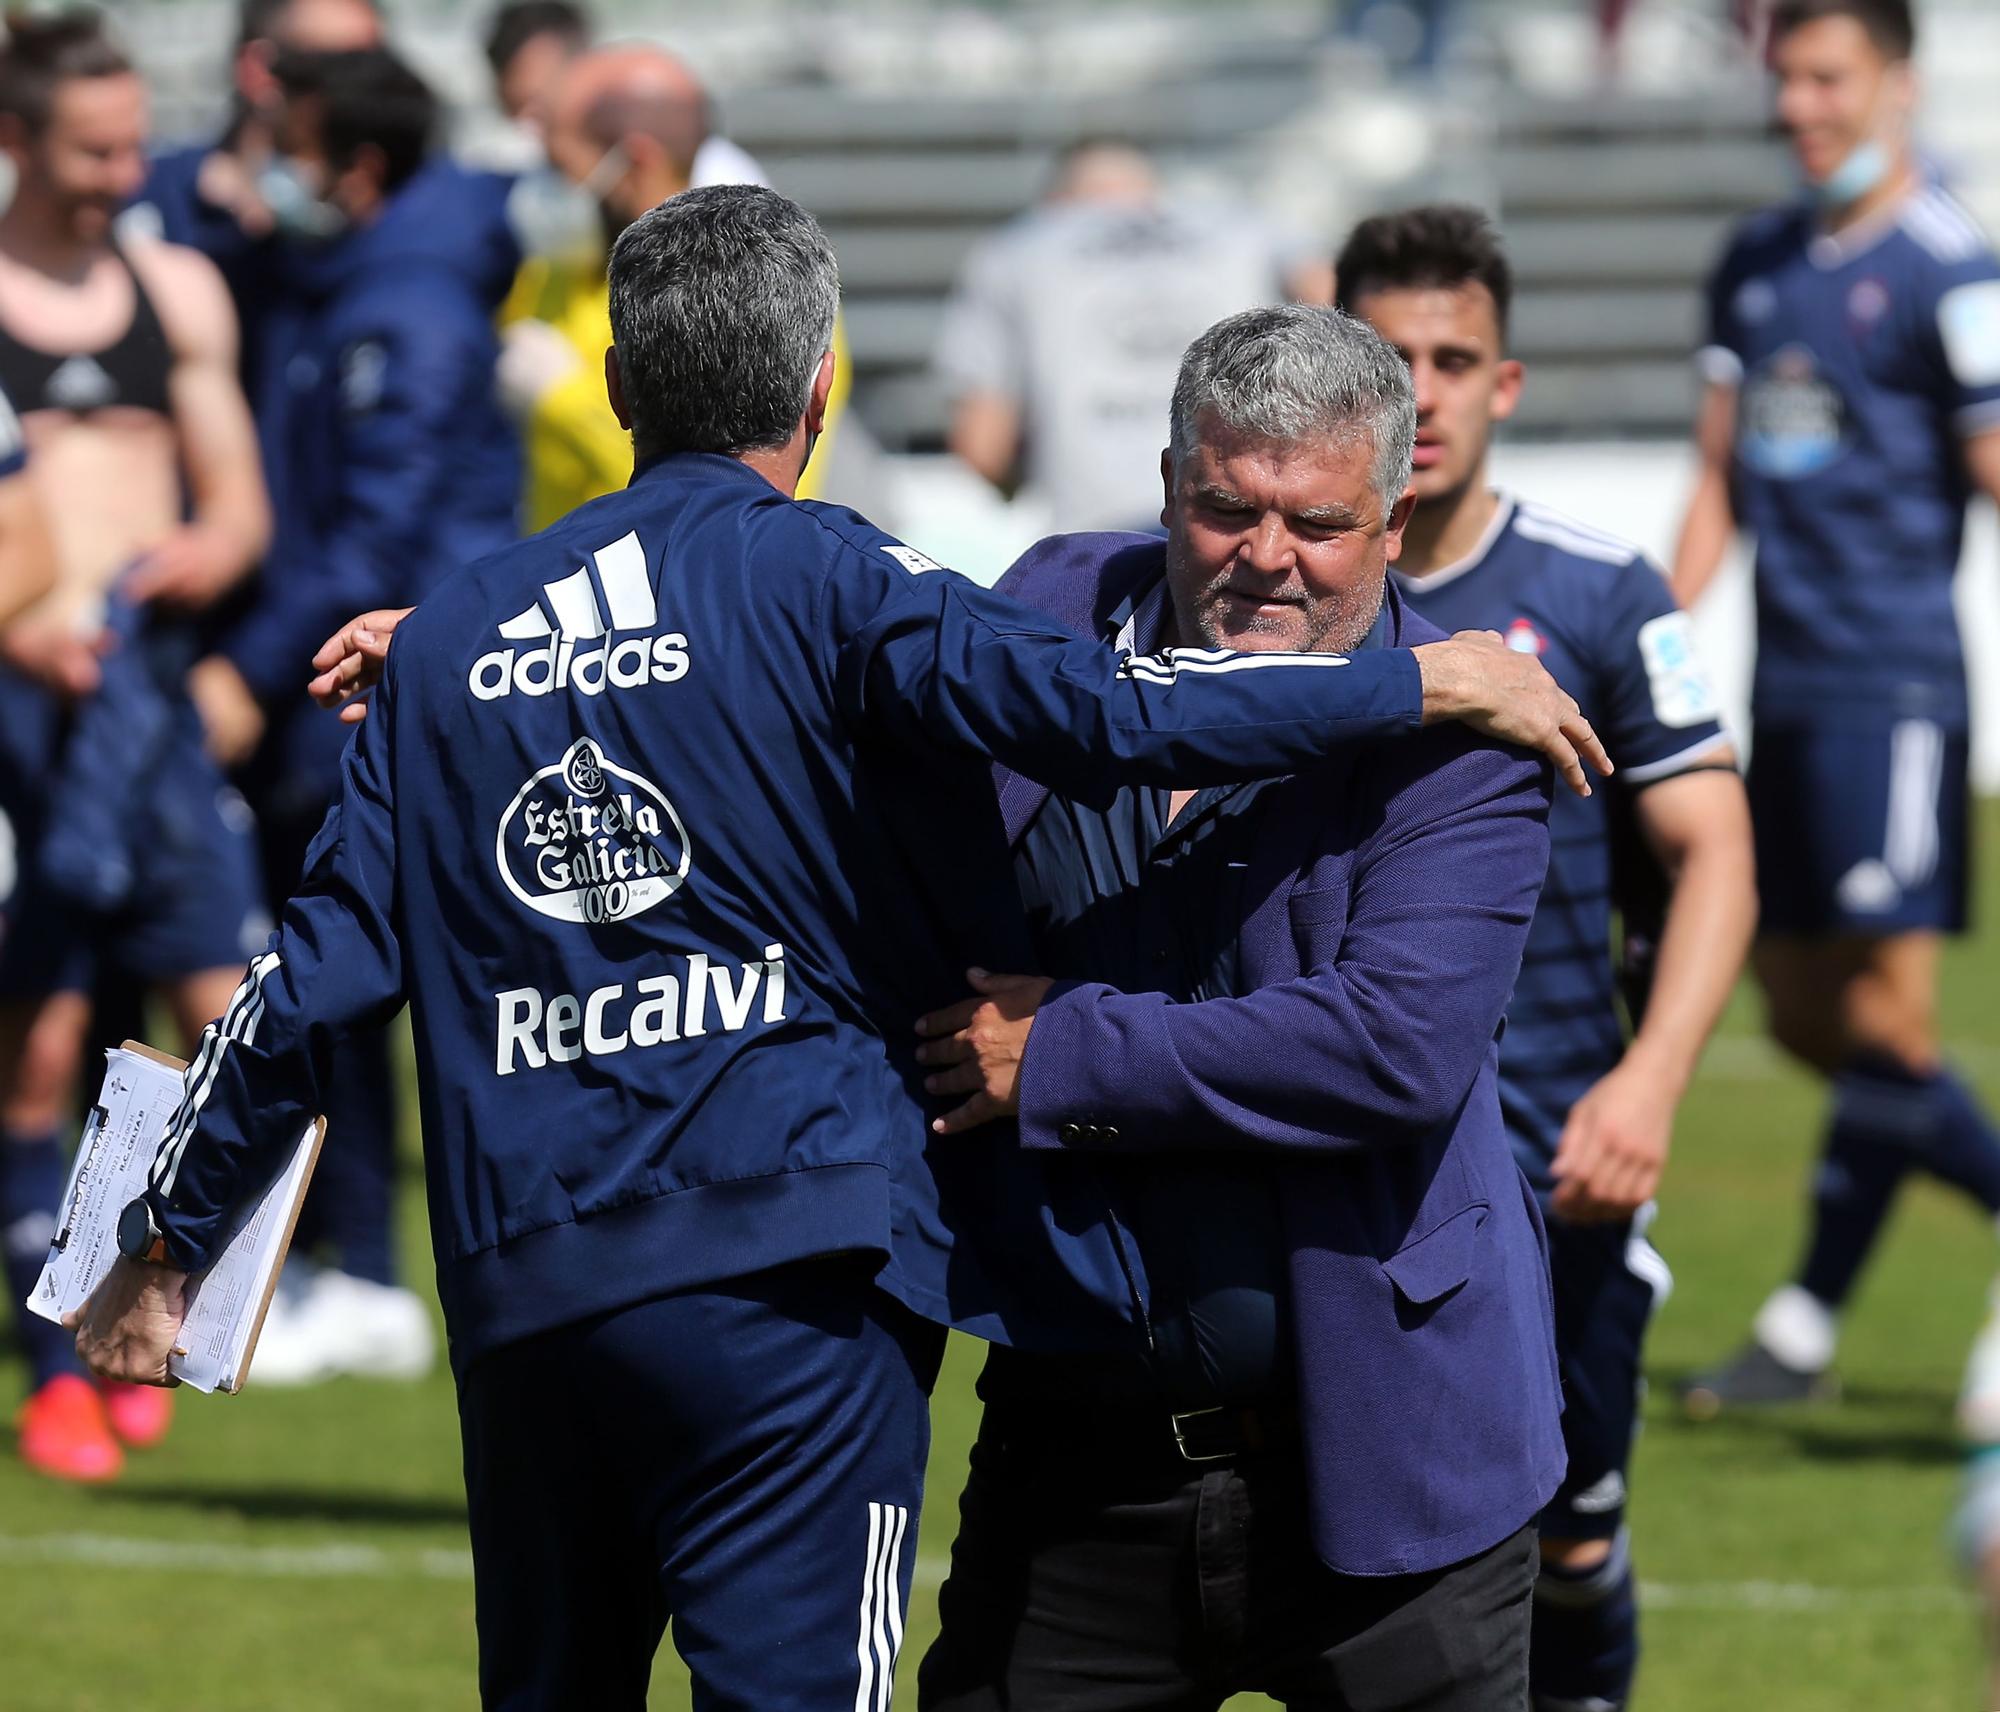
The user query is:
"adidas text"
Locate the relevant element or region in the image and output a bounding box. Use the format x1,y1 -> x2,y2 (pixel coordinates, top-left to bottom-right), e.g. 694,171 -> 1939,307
471,530 -> 690,700
470,632 -> 690,700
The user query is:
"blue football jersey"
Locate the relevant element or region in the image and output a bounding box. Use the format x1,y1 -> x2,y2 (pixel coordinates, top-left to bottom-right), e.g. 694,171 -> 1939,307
1702,186 -> 2000,726
1395,496 -> 1729,1188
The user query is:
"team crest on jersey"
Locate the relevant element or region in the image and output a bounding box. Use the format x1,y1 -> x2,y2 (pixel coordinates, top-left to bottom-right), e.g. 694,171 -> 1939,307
1846,277 -> 1891,331
1505,618 -> 1544,656
1739,345 -> 1852,479
496,738 -> 691,925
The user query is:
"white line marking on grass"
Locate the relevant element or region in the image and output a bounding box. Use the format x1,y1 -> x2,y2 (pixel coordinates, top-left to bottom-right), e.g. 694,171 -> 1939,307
0,1536 -> 1979,1620
1640,1579 -> 1978,1615
1699,1038 -> 2000,1081
0,1532 -> 473,1581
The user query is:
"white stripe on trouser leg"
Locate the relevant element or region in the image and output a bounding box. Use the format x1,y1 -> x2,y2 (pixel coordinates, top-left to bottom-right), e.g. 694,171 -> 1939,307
1884,719 -> 1942,890
879,1504 -> 908,1702
853,1502 -> 884,1712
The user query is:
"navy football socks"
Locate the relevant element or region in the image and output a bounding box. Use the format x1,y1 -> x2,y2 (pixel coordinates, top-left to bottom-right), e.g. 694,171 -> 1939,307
1796,1056 -> 2000,1313
1532,1529 -> 1638,1712
0,1128 -> 85,1387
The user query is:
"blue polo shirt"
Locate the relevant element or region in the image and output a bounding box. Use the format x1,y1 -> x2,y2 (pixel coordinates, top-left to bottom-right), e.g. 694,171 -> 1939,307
991,590 -> 1397,1409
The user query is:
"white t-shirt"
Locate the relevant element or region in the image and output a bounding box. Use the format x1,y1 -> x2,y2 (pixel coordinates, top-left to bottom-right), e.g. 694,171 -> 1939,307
934,199 -> 1296,532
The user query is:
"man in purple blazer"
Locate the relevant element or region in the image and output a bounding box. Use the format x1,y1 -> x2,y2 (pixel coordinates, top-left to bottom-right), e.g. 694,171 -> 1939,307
915,305 -> 1564,1711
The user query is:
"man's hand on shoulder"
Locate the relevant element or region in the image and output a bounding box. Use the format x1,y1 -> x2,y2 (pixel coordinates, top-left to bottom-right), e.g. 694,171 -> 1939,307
1412,630 -> 1612,798
308,607 -> 412,722
65,1256 -> 189,1389
914,969 -> 1053,1135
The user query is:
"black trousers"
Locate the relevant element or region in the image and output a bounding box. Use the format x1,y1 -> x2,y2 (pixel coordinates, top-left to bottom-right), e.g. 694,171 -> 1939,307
919,1401 -> 1536,1712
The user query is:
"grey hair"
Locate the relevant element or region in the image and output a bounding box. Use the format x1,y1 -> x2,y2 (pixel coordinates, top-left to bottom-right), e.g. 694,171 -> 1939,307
607,184 -> 839,461
1168,305 -> 1418,507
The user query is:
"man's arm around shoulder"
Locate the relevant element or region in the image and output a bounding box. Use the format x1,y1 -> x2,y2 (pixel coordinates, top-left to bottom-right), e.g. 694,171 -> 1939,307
1013,729 -> 1551,1156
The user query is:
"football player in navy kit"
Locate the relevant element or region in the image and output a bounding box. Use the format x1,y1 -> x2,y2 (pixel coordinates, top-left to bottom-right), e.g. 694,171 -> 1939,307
1671,0 -> 2000,1415
1339,204 -> 1757,1712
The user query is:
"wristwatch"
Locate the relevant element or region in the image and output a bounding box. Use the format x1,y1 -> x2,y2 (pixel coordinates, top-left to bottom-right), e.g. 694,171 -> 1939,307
116,1197 -> 172,1266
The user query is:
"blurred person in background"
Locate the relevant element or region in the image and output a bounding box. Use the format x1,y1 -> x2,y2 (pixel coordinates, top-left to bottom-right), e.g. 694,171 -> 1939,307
1671,0 -> 2000,1416
484,0 -> 589,152
0,8 -> 270,1478
500,42 -> 840,534
130,0 -> 382,322
198,45 -> 520,1384
934,138 -> 1329,535
1341,204 -> 1756,1712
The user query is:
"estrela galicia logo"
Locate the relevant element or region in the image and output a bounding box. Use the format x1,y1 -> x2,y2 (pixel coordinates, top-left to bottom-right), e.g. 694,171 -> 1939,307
496,737 -> 690,924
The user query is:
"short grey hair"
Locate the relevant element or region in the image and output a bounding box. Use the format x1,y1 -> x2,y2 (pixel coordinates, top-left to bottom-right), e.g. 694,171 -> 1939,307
1168,305 -> 1418,507
607,184 -> 839,460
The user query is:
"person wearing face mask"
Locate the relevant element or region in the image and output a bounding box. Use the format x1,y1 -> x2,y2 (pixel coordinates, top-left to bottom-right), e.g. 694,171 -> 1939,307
499,43 -> 843,532
1671,0 -> 2000,1418
126,0 -> 382,362
189,45 -> 520,1387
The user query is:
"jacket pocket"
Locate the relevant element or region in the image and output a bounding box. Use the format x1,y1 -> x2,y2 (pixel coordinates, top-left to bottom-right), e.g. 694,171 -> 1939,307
1382,1201 -> 1490,1307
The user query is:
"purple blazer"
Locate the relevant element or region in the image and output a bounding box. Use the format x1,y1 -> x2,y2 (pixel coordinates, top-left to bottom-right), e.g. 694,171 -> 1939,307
997,533 -> 1567,1577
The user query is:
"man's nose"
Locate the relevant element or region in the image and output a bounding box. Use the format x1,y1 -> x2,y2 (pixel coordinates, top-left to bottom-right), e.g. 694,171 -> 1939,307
1239,517 -> 1295,574
1409,361 -> 1438,419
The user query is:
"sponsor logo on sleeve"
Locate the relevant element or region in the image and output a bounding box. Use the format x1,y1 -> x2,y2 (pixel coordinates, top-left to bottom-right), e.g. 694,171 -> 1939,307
496,737 -> 691,925
1637,610 -> 1722,729
1940,280 -> 2000,388
471,531 -> 691,700
882,544 -> 946,574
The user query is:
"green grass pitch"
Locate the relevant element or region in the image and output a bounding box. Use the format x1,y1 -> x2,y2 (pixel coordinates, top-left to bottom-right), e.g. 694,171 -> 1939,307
6,814 -> 2000,1709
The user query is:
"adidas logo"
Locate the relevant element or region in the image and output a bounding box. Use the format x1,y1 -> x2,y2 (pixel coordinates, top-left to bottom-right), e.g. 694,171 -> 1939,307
469,530 -> 691,701
1569,1470 -> 1626,1515
46,354 -> 114,412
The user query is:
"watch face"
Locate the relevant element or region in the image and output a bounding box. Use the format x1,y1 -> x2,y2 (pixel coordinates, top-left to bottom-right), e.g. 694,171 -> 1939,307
117,1198 -> 152,1260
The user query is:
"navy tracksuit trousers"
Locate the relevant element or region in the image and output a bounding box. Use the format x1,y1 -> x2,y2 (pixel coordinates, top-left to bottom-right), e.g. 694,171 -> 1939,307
457,1258 -> 945,1710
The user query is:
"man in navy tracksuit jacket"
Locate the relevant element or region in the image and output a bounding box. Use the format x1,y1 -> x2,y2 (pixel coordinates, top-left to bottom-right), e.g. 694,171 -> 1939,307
69,190 -> 1599,1709
209,50 -> 521,1327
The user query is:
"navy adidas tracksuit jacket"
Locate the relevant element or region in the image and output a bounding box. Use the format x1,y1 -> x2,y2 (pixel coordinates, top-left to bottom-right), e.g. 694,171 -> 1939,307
142,453 -> 1428,1375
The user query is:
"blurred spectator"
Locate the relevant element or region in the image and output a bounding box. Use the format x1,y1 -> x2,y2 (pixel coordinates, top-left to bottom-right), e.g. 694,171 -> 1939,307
128,0 -> 383,316
500,43 -> 844,532
483,0 -> 589,152
0,7 -> 270,1478
205,45 -> 520,1382
934,139 -> 1322,534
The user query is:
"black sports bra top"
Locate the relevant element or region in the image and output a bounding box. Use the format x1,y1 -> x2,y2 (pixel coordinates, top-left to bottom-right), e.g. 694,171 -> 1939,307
0,243 -> 172,420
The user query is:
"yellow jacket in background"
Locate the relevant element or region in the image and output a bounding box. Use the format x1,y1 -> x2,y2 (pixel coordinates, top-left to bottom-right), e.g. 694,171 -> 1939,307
503,256 -> 852,534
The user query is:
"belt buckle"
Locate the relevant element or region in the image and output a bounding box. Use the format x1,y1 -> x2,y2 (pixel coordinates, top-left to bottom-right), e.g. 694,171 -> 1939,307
1170,1405 -> 1237,1464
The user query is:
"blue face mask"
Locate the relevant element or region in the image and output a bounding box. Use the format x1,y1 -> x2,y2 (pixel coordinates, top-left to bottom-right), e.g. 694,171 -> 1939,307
1811,138 -> 1892,208
257,158 -> 348,243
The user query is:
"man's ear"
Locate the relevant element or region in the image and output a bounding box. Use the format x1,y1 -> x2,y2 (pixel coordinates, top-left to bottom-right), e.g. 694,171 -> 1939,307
235,39 -> 280,109
804,348 -> 836,436
1383,489 -> 1417,561
1491,358 -> 1526,426
334,142 -> 388,220
1158,447 -> 1174,533
605,346 -> 631,430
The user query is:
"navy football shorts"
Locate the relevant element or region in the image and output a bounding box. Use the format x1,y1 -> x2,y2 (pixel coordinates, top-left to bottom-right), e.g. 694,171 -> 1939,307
1749,718 -> 1970,938
0,671 -> 268,1000
1539,1211 -> 1671,1542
